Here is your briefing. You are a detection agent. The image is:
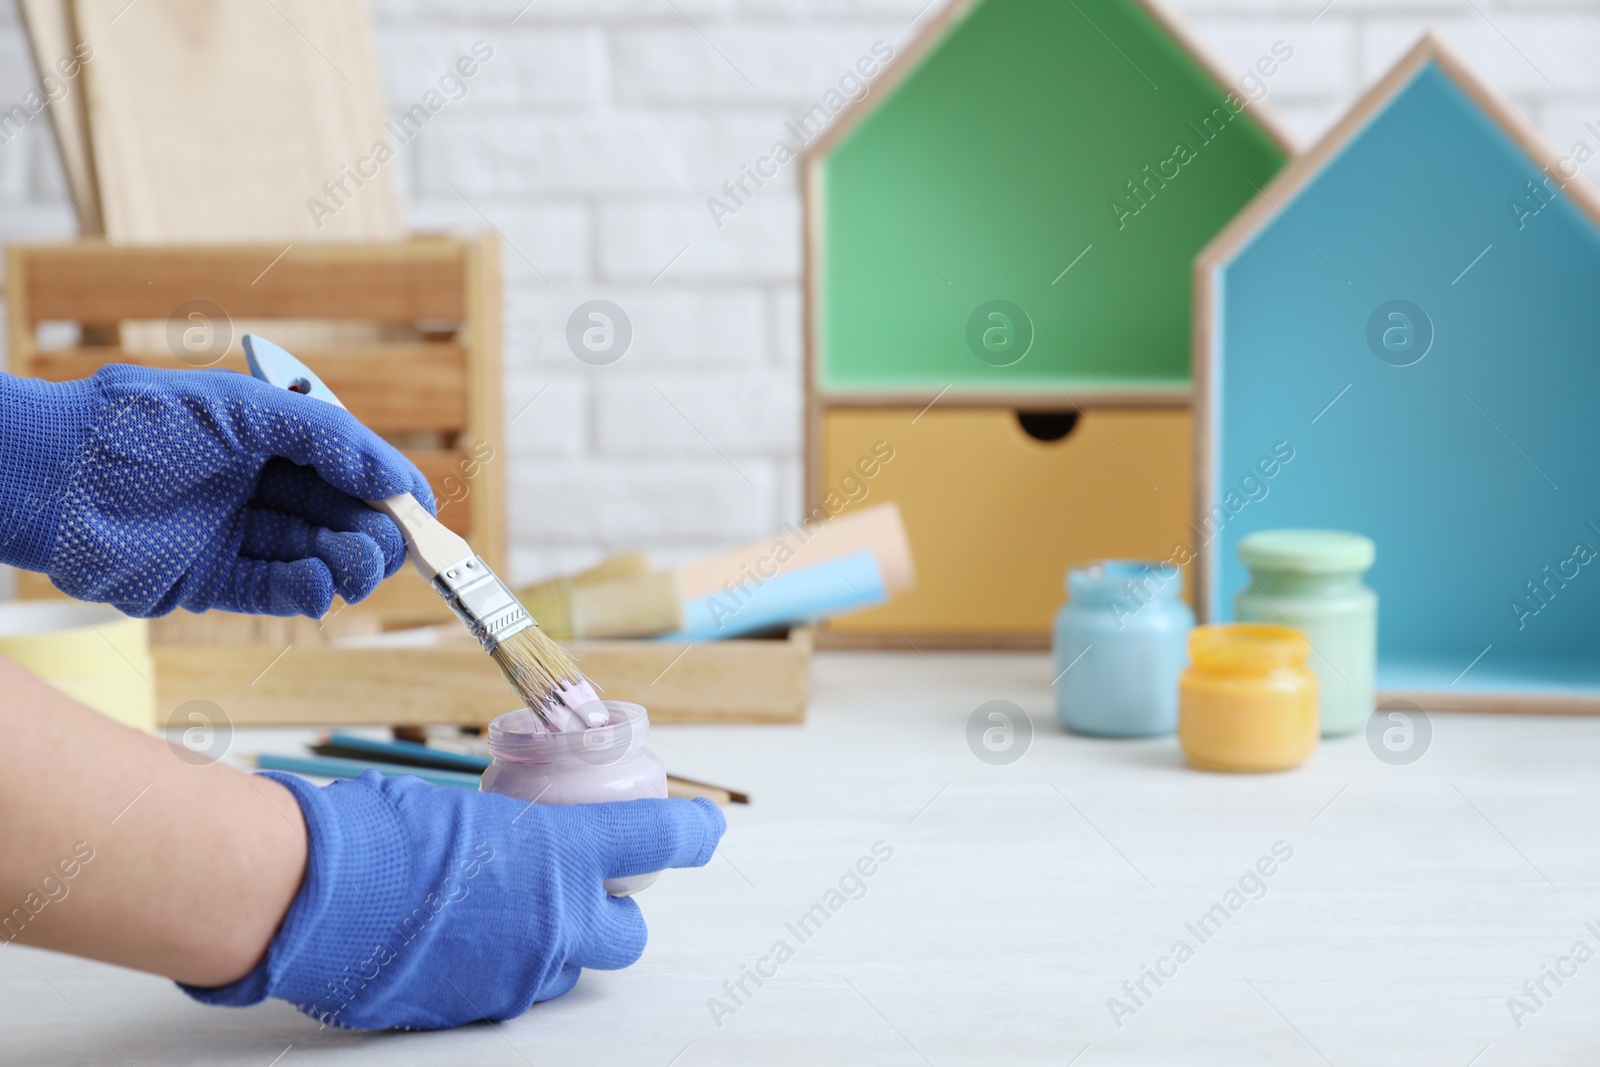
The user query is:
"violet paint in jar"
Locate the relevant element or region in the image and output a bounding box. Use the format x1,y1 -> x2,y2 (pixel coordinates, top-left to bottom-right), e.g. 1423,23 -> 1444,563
480,700 -> 668,896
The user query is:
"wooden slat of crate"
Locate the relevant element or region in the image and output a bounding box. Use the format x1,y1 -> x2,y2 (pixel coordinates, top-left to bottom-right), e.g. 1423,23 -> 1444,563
569,629 -> 811,724
156,629 -> 812,726
10,240 -> 467,323
26,345 -> 468,433
461,226 -> 503,579
411,451 -> 476,536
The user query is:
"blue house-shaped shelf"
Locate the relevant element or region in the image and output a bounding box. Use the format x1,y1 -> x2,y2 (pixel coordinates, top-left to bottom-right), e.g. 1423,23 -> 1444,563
1196,36 -> 1600,711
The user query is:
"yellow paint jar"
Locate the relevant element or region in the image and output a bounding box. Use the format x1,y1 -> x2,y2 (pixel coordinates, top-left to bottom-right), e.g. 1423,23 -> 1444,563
1179,624 -> 1317,773
0,601 -> 156,733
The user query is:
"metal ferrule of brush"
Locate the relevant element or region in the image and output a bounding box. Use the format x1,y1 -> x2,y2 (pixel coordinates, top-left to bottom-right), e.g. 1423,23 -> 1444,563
429,555 -> 535,653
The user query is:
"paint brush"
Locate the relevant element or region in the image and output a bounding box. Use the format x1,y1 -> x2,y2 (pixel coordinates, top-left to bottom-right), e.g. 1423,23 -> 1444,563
517,506 -> 917,641
243,334 -> 599,727
520,565 -> 684,640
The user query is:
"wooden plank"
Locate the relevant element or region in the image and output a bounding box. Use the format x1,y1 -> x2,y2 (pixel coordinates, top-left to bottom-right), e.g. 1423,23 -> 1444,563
1377,689 -> 1600,716
14,240 -> 467,323
462,234 -> 505,571
18,0 -> 100,232
155,644 -> 517,725
26,345 -> 468,433
158,629 -> 812,726
73,0 -> 399,244
148,607 -> 380,647
73,0 -> 403,351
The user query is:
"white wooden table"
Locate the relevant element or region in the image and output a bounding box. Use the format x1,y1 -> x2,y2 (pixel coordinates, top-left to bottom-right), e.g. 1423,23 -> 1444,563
5,651 -> 1598,1065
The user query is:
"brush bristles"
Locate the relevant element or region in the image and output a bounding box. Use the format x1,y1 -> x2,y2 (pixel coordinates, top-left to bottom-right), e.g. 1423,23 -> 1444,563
489,625 -> 585,710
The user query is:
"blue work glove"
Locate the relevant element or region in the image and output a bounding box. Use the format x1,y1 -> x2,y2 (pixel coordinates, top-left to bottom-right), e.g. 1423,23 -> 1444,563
182,771 -> 727,1030
0,365 -> 434,617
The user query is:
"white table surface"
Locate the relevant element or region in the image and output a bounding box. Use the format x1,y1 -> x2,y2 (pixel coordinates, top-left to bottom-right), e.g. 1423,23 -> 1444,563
5,650 -> 1600,1066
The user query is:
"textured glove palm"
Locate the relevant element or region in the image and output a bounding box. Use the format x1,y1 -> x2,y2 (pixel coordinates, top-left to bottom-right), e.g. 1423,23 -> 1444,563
182,771 -> 727,1030
0,365 -> 434,617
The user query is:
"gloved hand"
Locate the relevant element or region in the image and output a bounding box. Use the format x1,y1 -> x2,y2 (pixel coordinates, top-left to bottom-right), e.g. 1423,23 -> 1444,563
0,364 -> 434,617
181,771 -> 726,1031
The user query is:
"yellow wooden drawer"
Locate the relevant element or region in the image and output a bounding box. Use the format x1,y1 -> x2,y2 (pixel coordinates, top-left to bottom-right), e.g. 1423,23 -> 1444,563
817,407 -> 1192,644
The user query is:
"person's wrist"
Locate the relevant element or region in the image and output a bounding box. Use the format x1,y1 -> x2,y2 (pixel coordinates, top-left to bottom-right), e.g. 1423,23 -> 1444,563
0,373 -> 100,572
173,774 -> 309,988
180,771 -> 410,1023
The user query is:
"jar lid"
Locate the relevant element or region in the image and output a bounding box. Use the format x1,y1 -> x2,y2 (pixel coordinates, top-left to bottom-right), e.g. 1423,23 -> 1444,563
1067,559 -> 1182,597
1238,529 -> 1374,574
1189,623 -> 1309,672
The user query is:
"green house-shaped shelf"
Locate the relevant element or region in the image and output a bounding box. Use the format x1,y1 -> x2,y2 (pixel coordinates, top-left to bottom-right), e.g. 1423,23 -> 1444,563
804,0 -> 1294,405
803,0 -> 1293,648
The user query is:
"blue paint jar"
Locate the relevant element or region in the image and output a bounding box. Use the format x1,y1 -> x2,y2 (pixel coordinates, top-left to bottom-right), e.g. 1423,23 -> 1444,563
1054,560 -> 1194,737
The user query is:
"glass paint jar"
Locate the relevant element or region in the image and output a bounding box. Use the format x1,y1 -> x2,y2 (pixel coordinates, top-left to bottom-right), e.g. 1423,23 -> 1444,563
480,701 -> 668,896
1054,560 -> 1194,737
1234,530 -> 1376,738
1179,624 -> 1318,772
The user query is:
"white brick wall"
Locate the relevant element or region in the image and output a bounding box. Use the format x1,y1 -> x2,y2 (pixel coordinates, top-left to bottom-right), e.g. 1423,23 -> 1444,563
1,0 -> 1598,585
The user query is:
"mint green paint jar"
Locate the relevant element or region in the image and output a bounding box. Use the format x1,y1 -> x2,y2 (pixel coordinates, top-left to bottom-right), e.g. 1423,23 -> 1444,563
1234,530 -> 1377,738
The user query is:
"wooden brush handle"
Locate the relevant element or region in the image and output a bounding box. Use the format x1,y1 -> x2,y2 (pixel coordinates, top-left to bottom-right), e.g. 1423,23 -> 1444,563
370,493 -> 474,582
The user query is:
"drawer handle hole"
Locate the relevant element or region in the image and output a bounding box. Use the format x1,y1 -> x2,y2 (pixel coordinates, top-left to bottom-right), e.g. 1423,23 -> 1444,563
1016,410 -> 1080,443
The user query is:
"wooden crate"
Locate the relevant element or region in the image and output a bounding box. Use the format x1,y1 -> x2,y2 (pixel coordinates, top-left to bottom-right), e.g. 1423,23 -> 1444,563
155,628 -> 813,727
5,235 -> 504,626
7,236 -> 814,725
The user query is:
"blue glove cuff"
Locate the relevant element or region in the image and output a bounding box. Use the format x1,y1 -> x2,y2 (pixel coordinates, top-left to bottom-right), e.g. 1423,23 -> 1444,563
0,374 -> 100,573
180,771 -> 410,1025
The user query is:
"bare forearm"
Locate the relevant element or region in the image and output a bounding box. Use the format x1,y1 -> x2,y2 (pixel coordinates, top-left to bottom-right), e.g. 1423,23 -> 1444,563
0,654 -> 307,986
